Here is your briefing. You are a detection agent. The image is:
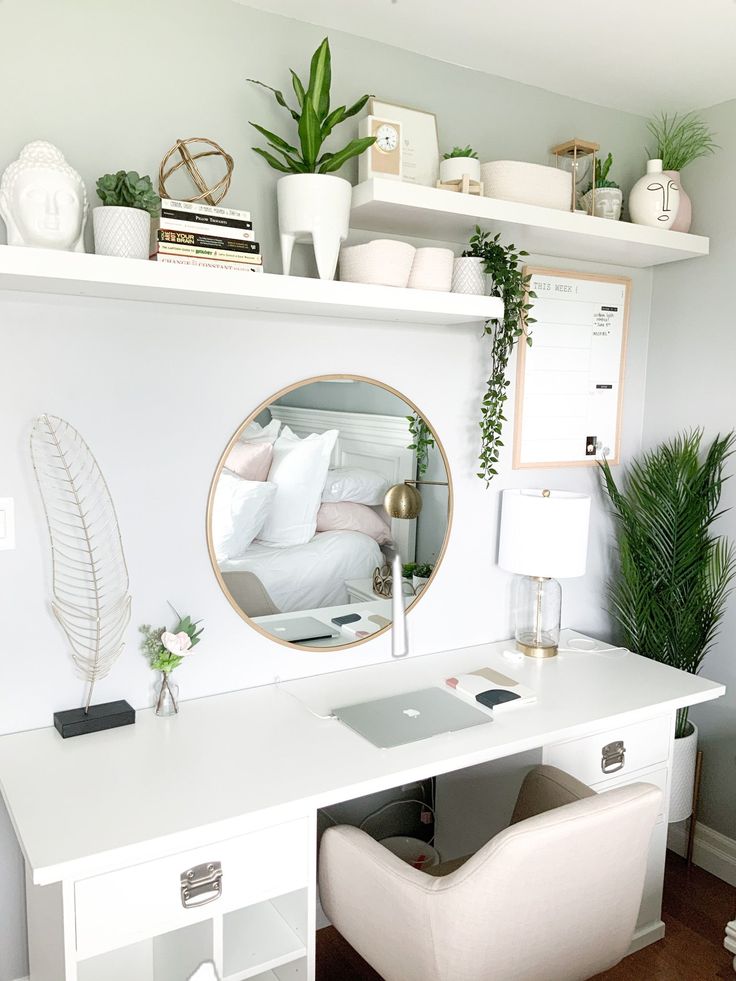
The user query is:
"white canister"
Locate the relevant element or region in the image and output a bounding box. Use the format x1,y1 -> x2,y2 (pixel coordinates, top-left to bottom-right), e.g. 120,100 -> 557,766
439,156 -> 481,184
408,247 -> 454,291
339,240 -> 416,288
452,256 -> 486,294
93,206 -> 151,259
629,159 -> 680,229
669,722 -> 698,823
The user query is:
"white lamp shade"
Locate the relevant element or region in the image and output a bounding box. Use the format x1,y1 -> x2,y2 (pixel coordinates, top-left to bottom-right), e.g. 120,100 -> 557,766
498,489 -> 591,579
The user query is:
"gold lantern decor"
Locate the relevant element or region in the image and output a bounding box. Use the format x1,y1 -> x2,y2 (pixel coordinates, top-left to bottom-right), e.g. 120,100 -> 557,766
551,138 -> 599,213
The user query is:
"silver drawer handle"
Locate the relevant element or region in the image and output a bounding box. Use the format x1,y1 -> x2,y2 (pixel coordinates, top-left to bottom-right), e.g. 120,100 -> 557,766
601,740 -> 625,774
181,861 -> 223,909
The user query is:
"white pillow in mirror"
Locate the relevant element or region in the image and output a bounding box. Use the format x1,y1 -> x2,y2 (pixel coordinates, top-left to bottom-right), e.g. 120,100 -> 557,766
212,471 -> 277,561
258,427 -> 339,547
240,418 -> 281,444
322,467 -> 390,505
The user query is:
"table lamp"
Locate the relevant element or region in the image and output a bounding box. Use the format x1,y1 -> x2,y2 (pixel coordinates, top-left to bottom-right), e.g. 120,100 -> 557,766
498,488 -> 591,658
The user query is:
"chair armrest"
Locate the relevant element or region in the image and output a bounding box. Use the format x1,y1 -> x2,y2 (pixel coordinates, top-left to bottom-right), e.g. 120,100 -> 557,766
510,764 -> 595,825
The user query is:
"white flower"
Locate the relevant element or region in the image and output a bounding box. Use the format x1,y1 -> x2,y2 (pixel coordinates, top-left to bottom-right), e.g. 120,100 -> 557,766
161,630 -> 193,656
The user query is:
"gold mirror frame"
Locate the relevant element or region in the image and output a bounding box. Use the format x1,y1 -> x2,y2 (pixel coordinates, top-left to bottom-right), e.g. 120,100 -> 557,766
206,374 -> 454,652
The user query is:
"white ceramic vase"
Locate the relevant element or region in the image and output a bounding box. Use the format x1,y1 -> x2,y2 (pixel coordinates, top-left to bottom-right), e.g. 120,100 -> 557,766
407,247 -> 454,291
93,206 -> 151,259
669,722 -> 698,823
581,187 -> 623,221
628,159 -> 680,230
277,173 -> 352,281
452,256 -> 487,294
439,156 -> 481,184
664,170 -> 692,232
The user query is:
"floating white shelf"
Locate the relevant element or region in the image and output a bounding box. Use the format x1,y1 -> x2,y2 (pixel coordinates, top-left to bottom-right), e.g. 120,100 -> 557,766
351,179 -> 710,268
0,244 -> 503,326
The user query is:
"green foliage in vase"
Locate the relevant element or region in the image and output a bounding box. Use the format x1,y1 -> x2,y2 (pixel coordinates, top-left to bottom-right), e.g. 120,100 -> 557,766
407,413 -> 435,478
646,112 -> 718,172
248,37 -> 376,175
443,145 -> 478,159
413,563 -> 433,579
140,607 -> 204,675
96,171 -> 160,216
600,430 -> 735,738
463,226 -> 536,484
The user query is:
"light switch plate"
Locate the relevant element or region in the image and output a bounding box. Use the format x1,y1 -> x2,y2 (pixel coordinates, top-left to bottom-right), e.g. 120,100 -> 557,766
0,498 -> 15,550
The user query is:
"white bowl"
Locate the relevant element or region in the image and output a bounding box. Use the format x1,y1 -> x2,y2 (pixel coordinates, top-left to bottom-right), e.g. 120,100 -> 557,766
407,247 -> 454,292
339,240 -> 416,288
480,161 -> 572,211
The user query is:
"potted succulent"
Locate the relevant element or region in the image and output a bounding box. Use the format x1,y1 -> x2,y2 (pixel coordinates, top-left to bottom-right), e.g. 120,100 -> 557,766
601,431 -> 735,823
411,562 -> 434,593
581,152 -> 622,220
94,170 -> 160,259
644,111 -> 718,232
249,37 -> 375,280
440,145 -> 481,184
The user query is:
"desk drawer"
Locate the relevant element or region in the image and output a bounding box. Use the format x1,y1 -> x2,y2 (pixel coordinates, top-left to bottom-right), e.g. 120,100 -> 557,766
75,817 -> 309,959
592,767 -> 669,824
544,716 -> 671,787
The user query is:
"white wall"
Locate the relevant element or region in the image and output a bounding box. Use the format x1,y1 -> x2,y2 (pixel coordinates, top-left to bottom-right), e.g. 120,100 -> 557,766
644,98 -> 736,842
0,1 -> 653,976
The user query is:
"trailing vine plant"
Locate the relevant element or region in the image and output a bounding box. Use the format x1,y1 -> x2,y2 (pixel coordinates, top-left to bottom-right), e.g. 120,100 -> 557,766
407,413 -> 435,478
463,226 -> 536,483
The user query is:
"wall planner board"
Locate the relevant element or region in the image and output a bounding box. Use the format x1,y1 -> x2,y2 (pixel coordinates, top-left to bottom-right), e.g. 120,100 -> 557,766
513,267 -> 631,468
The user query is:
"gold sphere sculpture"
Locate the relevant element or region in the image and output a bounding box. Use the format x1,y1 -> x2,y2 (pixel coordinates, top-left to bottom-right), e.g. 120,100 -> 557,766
159,137 -> 234,206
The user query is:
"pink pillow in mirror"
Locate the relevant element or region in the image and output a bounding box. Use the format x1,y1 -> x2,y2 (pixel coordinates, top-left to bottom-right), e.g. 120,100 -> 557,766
316,502 -> 393,545
225,440 -> 273,481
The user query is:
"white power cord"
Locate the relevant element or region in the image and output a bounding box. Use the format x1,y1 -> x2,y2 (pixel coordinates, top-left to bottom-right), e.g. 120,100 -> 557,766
273,676 -> 337,720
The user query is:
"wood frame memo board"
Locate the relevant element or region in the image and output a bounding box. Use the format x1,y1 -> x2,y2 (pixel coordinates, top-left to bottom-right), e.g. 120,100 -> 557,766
513,267 -> 631,469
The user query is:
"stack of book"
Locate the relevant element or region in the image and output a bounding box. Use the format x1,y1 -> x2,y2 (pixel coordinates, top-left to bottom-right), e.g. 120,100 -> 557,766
151,198 -> 263,274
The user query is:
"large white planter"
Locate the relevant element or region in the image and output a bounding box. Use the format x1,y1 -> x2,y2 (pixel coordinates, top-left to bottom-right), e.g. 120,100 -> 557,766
440,156 -> 481,184
93,206 -> 151,259
669,723 -> 698,823
452,256 -> 486,294
277,174 -> 351,281
629,159 -> 680,230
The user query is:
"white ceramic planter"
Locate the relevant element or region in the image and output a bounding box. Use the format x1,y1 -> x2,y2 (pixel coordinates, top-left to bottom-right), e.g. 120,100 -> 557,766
93,206 -> 151,259
481,160 -> 571,210
440,156 -> 481,184
581,187 -> 623,221
339,240 -> 416,288
664,169 -> 692,232
407,247 -> 454,291
452,256 -> 486,294
412,574 -> 430,593
669,723 -> 698,823
277,173 -> 351,281
629,159 -> 680,229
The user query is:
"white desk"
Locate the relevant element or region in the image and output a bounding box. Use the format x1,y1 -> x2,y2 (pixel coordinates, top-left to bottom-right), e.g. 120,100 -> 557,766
0,631 -> 724,981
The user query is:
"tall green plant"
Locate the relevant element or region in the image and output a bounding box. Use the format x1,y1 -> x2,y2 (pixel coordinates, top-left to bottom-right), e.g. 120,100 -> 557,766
248,37 -> 376,174
646,112 -> 718,172
601,431 -> 735,737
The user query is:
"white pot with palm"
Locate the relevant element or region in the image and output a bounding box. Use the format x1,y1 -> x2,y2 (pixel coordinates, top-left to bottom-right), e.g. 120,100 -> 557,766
601,431 -> 735,825
248,37 -> 376,280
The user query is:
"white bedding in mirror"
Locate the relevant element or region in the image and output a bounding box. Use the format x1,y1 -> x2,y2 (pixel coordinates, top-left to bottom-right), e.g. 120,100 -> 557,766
219,530 -> 383,613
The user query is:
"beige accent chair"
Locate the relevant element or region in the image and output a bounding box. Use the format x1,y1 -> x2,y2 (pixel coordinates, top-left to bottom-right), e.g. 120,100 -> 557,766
319,765 -> 661,981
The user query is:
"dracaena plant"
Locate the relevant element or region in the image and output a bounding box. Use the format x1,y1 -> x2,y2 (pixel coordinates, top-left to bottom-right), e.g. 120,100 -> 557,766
248,37 -> 376,175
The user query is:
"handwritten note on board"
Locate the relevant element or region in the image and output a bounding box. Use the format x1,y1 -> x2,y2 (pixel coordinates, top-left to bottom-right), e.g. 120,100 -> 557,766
513,268 -> 631,468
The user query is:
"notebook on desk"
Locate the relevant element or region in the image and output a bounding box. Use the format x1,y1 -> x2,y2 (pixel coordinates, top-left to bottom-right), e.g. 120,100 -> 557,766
333,687 -> 492,748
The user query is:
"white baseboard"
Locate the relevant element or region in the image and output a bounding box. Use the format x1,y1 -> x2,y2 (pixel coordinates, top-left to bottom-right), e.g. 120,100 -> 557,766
668,819 -> 736,887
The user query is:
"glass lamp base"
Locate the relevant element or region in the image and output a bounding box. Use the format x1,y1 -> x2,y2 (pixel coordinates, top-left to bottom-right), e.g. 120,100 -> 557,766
513,575 -> 562,658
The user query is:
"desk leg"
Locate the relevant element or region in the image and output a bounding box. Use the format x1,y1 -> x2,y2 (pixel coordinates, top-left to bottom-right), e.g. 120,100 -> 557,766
25,866 -> 77,981
725,917 -> 736,973
308,810 -> 318,981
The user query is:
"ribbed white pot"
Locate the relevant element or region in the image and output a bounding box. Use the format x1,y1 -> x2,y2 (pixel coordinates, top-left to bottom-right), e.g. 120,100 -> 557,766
277,173 -> 351,281
452,256 -> 487,294
93,206 -> 151,259
669,723 -> 698,823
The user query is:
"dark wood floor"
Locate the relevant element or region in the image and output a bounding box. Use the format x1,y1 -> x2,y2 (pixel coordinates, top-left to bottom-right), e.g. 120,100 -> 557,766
317,851 -> 736,980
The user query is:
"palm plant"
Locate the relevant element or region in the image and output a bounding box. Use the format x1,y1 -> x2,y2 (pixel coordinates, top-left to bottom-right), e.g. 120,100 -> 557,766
646,112 -> 718,172
600,430 -> 735,737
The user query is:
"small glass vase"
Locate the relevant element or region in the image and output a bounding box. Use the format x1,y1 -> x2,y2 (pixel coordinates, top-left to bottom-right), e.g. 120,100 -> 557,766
155,671 -> 179,716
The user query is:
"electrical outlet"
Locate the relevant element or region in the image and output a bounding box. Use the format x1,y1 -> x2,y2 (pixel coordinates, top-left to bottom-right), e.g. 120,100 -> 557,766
0,498 -> 15,550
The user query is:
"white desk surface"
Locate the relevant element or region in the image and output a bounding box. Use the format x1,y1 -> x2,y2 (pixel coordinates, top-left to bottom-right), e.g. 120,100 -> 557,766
0,630 -> 724,886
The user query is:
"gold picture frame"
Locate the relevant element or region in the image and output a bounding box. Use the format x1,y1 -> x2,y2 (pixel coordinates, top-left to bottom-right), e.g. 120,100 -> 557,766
367,98 -> 440,186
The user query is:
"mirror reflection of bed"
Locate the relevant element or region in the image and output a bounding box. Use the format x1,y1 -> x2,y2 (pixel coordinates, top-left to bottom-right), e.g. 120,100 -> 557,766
208,376 -> 451,650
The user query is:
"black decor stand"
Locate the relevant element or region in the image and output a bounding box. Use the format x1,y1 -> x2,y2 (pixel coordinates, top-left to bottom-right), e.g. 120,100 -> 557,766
53,700 -> 135,738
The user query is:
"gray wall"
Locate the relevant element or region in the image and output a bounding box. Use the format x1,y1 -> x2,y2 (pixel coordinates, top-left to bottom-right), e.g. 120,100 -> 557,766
644,99 -> 736,840
0,1 -> 653,977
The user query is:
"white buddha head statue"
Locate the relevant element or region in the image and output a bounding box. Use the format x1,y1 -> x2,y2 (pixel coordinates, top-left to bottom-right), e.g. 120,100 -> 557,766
0,141 -> 87,252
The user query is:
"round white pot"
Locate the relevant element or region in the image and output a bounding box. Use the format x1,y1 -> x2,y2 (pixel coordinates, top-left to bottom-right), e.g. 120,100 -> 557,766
581,186 -> 623,221
440,156 -> 481,184
664,169 -> 692,232
93,206 -> 151,259
408,247 -> 454,291
669,723 -> 698,823
629,159 -> 680,229
412,574 -> 430,594
277,173 -> 351,281
452,256 -> 486,294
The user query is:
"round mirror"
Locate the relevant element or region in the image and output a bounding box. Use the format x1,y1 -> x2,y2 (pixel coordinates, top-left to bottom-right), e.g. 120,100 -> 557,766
207,375 -> 452,650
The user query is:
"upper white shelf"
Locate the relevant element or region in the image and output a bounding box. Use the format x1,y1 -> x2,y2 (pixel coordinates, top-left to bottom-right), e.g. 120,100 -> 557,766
351,179 -> 710,268
0,244 -> 503,326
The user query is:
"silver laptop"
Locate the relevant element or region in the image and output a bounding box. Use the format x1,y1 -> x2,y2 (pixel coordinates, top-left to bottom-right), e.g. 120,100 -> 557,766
333,687 -> 492,748
263,616 -> 341,644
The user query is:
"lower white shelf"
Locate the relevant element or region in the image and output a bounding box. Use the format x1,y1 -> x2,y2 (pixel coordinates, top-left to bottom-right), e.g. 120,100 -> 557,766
223,892 -> 307,981
248,959 -> 308,981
